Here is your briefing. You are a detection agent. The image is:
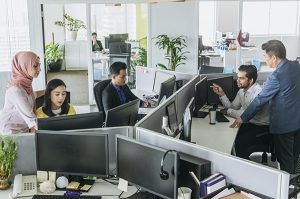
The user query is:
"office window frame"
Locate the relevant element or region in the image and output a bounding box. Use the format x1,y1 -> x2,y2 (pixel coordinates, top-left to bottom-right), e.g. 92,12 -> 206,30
242,1 -> 300,37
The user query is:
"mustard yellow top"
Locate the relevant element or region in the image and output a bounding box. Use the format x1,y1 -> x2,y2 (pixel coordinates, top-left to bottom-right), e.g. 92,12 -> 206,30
36,104 -> 76,118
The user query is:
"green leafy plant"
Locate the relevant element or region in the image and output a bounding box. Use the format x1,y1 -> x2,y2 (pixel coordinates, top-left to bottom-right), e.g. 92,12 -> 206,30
55,14 -> 86,31
153,35 -> 189,71
131,47 -> 147,68
45,43 -> 63,62
0,135 -> 17,180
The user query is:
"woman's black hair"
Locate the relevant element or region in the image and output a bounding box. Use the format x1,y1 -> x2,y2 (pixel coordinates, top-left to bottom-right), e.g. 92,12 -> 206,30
42,79 -> 70,117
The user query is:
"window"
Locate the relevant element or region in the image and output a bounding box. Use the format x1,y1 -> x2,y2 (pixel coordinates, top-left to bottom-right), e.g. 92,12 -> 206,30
199,1 -> 216,46
0,0 -> 30,71
242,1 -> 299,36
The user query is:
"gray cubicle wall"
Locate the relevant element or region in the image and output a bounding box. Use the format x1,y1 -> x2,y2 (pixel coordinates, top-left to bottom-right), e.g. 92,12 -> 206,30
175,76 -> 200,123
3,127 -> 133,180
136,127 -> 290,199
0,72 -> 11,109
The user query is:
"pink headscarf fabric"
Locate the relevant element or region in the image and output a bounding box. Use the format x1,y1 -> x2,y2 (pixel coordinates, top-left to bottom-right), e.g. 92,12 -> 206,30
7,51 -> 39,95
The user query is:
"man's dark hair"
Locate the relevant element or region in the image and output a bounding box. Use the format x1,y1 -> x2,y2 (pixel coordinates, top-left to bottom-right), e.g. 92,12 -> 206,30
110,62 -> 127,75
238,65 -> 258,83
42,78 -> 70,117
92,32 -> 97,36
262,40 -> 286,59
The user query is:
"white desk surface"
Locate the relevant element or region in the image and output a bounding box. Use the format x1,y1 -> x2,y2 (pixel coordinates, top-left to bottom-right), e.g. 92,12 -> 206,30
191,112 -> 238,154
0,179 -> 137,199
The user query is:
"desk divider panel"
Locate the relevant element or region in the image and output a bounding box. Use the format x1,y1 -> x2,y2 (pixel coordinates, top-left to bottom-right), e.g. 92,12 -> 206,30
175,75 -> 200,123
135,127 -> 290,199
135,66 -> 195,92
2,127 -> 133,180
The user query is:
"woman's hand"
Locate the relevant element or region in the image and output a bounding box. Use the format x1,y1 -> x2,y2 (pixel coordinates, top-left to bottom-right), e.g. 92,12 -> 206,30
29,126 -> 37,133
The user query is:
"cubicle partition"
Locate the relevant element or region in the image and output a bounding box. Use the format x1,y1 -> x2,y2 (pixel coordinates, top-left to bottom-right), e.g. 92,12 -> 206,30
4,127 -> 134,179
135,66 -> 195,92
135,127 -> 290,199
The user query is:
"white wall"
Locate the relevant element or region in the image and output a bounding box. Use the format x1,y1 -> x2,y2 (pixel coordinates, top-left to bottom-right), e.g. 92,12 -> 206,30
148,1 -> 198,74
216,1 -> 239,33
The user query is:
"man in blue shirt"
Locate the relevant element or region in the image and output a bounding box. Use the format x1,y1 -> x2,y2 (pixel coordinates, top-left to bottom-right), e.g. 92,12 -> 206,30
230,40 -> 300,174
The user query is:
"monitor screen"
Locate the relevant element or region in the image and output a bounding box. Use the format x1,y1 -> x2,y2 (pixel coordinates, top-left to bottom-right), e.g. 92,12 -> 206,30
158,76 -> 176,104
117,135 -> 178,199
194,77 -> 207,112
199,65 -> 224,74
105,99 -> 140,127
153,71 -> 174,94
37,112 -> 103,131
36,131 -> 109,177
182,97 -> 194,142
207,76 -> 234,105
105,38 -> 122,49
109,33 -> 128,41
166,101 -> 178,134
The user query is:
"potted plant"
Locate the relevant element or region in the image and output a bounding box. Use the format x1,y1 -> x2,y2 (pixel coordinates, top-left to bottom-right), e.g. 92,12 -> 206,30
0,135 -> 18,190
55,14 -> 86,40
45,42 -> 63,72
153,34 -> 189,71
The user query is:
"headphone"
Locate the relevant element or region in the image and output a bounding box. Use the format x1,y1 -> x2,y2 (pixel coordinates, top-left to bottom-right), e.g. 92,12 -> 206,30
160,150 -> 177,180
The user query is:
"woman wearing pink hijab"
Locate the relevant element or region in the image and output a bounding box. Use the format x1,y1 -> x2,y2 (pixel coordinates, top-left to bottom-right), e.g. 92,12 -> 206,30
0,51 -> 41,134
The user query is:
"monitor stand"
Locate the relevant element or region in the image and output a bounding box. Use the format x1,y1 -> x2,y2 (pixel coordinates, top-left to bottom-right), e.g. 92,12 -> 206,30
193,110 -> 208,118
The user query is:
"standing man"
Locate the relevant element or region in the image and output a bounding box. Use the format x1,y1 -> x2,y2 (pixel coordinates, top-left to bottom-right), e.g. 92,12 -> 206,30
92,32 -> 103,52
230,40 -> 300,174
211,65 -> 269,159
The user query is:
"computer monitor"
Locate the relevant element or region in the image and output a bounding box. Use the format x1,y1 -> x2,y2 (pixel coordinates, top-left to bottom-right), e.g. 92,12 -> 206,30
105,99 -> 140,127
153,71 -> 174,94
207,76 -> 234,106
109,33 -> 128,41
105,38 -> 122,49
194,77 -> 207,113
117,135 -> 178,199
199,65 -> 224,74
181,97 -> 194,142
36,131 -> 109,177
166,101 -> 178,134
37,112 -> 103,130
158,76 -> 176,104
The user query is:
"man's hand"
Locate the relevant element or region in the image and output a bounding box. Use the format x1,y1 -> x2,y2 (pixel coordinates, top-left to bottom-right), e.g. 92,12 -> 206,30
211,83 -> 225,97
230,117 -> 243,128
92,38 -> 97,45
220,108 -> 228,115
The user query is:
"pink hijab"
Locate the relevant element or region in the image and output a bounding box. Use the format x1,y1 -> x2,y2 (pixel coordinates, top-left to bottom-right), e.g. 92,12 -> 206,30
7,51 -> 39,95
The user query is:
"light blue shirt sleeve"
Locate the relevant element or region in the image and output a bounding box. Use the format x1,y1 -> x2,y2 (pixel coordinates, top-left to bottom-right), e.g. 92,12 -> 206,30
241,73 -> 280,122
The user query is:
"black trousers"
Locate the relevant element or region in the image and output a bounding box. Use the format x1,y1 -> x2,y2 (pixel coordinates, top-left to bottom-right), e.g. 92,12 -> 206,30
273,128 -> 300,174
234,123 -> 270,160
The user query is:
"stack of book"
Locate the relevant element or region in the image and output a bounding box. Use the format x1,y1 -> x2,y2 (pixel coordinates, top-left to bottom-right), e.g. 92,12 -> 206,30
200,173 -> 226,197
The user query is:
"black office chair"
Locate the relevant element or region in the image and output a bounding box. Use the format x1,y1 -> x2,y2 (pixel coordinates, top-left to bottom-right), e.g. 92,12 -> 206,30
249,132 -> 276,165
36,91 -> 70,109
93,79 -> 111,119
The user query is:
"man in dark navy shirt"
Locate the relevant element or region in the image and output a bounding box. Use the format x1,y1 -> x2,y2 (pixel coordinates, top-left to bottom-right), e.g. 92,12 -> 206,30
102,62 -> 148,113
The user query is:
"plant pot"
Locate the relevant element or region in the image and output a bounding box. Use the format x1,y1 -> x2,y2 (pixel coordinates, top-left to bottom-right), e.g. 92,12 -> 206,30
48,59 -> 63,72
67,31 -> 78,41
0,178 -> 10,190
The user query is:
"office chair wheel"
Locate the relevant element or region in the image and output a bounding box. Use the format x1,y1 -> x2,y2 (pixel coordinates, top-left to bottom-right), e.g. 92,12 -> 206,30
262,152 -> 268,164
271,152 -> 276,162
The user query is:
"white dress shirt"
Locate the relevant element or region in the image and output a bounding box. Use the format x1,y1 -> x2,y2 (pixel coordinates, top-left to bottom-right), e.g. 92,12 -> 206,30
219,83 -> 269,125
0,86 -> 37,134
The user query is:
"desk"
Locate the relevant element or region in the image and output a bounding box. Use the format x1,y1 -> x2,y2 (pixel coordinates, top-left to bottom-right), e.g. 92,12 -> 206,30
191,113 -> 238,154
0,179 -> 137,199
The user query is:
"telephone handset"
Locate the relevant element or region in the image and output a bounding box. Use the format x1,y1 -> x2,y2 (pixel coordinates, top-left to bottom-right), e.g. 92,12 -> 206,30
11,174 -> 37,198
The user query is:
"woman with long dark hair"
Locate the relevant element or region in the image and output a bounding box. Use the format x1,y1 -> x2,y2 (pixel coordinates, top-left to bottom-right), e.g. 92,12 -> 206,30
36,79 -> 75,118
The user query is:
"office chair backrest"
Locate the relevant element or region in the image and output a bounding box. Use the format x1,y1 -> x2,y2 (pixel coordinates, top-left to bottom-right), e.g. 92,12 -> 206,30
93,79 -> 111,119
36,91 -> 70,109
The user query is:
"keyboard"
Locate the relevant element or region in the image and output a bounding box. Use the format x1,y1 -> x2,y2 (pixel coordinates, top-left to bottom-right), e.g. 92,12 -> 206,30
193,110 -> 208,118
32,195 -> 102,199
216,111 -> 229,122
